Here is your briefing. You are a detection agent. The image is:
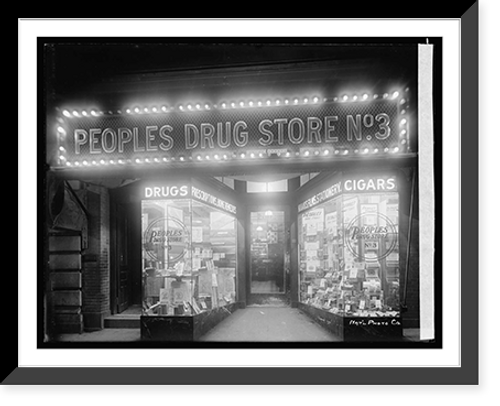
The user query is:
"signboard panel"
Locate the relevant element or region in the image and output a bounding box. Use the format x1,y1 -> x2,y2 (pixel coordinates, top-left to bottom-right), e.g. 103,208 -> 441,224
52,95 -> 411,169
297,174 -> 398,213
141,182 -> 237,215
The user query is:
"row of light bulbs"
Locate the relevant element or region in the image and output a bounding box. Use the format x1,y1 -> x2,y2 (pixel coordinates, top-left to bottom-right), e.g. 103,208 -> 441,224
59,145 -> 404,168
60,89 -> 408,119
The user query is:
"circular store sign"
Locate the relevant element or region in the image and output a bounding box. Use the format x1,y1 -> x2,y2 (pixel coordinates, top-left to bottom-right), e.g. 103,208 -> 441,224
344,212 -> 398,261
144,217 -> 190,265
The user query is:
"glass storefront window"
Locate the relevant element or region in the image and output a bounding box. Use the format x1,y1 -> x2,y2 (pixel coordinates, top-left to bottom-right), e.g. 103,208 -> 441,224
298,177 -> 400,318
298,196 -> 343,310
192,200 -> 237,311
341,192 -> 399,318
141,197 -> 237,317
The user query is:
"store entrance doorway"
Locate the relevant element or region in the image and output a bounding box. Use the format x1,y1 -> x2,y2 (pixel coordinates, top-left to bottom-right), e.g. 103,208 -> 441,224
248,207 -> 290,306
110,195 -> 142,316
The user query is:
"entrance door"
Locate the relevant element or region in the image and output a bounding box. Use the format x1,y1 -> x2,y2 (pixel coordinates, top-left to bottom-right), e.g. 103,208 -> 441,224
115,203 -> 131,313
110,198 -> 142,315
109,183 -> 148,315
249,209 -> 289,304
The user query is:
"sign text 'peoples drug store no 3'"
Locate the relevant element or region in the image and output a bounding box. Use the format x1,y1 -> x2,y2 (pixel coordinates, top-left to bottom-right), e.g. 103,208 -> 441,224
53,91 -> 411,168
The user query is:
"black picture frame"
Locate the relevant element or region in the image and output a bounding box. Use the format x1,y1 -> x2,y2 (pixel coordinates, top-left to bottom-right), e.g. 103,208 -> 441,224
9,8 -> 479,385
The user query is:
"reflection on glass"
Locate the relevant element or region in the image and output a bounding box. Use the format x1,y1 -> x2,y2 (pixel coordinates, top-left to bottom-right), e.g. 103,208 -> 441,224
141,198 -> 237,317
250,211 -> 285,293
298,192 -> 400,318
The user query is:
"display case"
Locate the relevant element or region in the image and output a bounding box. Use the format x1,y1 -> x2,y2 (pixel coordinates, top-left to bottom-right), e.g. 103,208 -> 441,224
297,172 -> 402,341
140,179 -> 238,341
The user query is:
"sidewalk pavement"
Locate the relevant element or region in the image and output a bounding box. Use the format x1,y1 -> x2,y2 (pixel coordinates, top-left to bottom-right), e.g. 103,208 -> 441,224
198,307 -> 340,342
54,307 -> 420,343
55,328 -> 141,342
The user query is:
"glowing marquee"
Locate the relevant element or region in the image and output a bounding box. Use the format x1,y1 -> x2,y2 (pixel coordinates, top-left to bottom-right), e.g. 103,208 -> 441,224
52,90 -> 411,169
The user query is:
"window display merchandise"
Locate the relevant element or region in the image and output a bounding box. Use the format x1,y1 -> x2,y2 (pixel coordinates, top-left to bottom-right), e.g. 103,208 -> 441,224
140,180 -> 238,341
297,172 -> 402,340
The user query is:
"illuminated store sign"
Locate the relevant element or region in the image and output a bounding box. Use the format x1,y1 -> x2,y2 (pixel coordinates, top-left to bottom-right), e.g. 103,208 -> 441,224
343,177 -> 396,193
52,90 -> 411,169
298,182 -> 342,213
191,186 -> 237,215
142,184 -> 237,215
298,175 -> 397,212
144,185 -> 189,199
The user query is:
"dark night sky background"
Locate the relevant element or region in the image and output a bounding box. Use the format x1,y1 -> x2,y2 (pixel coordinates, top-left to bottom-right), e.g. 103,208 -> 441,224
44,38 -> 421,103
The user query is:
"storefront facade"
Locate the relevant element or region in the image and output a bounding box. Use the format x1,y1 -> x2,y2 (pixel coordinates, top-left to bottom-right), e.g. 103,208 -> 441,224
43,41 -> 424,344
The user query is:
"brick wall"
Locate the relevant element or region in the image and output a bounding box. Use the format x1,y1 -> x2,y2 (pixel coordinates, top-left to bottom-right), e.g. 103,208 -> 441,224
80,185 -> 111,331
46,180 -> 112,336
100,186 -> 110,314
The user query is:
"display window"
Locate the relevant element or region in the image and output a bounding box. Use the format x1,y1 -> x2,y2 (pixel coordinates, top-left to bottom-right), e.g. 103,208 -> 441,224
298,173 -> 400,319
141,195 -> 237,317
341,190 -> 400,318
299,195 -> 343,310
